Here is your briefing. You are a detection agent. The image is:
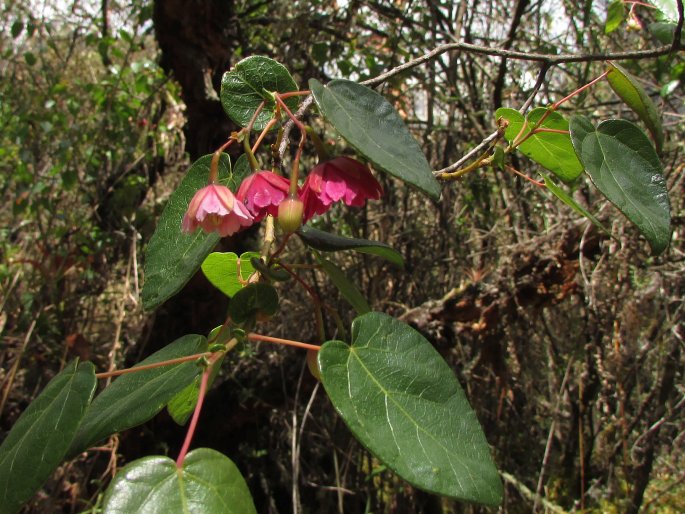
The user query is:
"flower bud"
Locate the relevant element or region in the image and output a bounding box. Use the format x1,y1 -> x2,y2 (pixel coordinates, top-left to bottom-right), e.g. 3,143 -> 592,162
277,195 -> 304,233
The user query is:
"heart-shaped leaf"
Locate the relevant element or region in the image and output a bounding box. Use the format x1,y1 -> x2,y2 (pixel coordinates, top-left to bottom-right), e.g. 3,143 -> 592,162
496,107 -> 583,182
201,251 -> 260,297
318,312 -> 503,505
101,448 -> 257,514
570,116 -> 671,254
309,79 -> 441,200
297,225 -> 404,267
220,55 -> 299,131
142,154 -> 250,310
68,335 -> 207,456
606,62 -> 663,153
0,361 -> 96,514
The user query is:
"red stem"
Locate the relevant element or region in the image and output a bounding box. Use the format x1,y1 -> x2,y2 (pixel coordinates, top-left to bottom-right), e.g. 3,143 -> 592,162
505,165 -> 546,188
247,332 -> 321,352
95,352 -> 212,379
176,364 -> 211,467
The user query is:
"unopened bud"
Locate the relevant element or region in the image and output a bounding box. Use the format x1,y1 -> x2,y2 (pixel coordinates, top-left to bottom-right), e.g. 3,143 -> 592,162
277,195 -> 304,233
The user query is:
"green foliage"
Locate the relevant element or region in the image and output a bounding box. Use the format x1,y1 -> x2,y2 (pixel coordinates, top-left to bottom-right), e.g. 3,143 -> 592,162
0,361 -> 96,514
570,116 -> 671,254
606,62 -> 664,152
228,283 -> 279,325
319,312 -> 503,505
297,225 -> 404,267
201,251 -> 260,297
605,1 -> 626,34
142,154 -> 249,310
309,79 -> 442,200
497,107 -> 583,181
318,256 -> 371,314
220,55 -> 299,130
68,335 -> 207,456
101,448 -> 257,514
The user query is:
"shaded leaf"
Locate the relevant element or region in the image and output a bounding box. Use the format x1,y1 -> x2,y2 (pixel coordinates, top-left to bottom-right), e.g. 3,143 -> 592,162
297,225 -> 404,267
496,107 -> 583,182
228,283 -> 279,325
220,55 -> 298,131
606,62 -> 663,153
0,361 -> 96,514
318,257 -> 371,315
539,172 -> 612,236
142,154 -> 249,310
570,116 -> 671,254
101,448 -> 257,514
318,312 -> 503,505
201,251 -> 260,298
68,335 -> 207,455
309,79 -> 441,200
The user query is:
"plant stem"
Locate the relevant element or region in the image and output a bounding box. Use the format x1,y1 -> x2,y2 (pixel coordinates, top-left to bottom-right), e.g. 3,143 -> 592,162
95,352 -> 212,379
176,362 -> 211,467
247,332 -> 321,351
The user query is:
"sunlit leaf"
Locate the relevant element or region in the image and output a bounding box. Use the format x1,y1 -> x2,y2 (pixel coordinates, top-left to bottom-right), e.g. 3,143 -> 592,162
605,0 -> 626,33
201,251 -> 260,298
101,448 -> 257,514
319,312 -> 503,505
220,55 -> 299,131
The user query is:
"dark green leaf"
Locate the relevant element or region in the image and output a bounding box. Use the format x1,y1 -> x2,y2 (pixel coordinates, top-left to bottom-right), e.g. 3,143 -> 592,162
297,225 -> 404,267
228,283 -> 279,325
605,0 -> 626,34
0,361 -> 96,514
142,153 -> 247,310
309,79 -> 441,200
201,251 -> 260,298
607,62 -> 664,153
649,22 -> 685,44
496,107 -> 583,182
318,312 -> 503,505
11,21 -> 23,38
23,52 -> 36,66
318,257 -> 371,315
539,172 -> 612,236
68,335 -> 207,455
167,352 -> 224,426
101,448 -> 257,514
570,116 -> 671,254
220,55 -> 299,131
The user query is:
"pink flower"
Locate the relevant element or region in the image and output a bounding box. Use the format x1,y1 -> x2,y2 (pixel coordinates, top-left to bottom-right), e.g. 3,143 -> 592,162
236,171 -> 291,222
300,157 -> 383,221
182,183 -> 254,237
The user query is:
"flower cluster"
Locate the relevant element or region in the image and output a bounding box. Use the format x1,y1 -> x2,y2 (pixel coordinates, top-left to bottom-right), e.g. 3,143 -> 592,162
182,157 -> 383,237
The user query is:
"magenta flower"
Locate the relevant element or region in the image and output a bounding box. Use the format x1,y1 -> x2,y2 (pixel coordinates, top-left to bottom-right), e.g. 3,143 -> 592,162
300,157 -> 383,221
236,171 -> 291,222
182,183 -> 254,237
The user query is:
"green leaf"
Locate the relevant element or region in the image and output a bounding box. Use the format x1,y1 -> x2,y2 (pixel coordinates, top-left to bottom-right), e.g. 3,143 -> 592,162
297,225 -> 404,267
309,79 -> 441,200
220,55 -> 299,131
651,0 -> 679,22
496,107 -> 583,182
318,312 -> 503,505
142,153 -> 248,310
68,335 -> 207,455
10,21 -> 23,38
539,172 -> 612,236
570,116 -> 671,254
101,448 -> 257,514
607,62 -> 664,153
0,361 -> 96,514
318,257 -> 371,315
23,52 -> 36,66
649,22 -> 685,44
228,283 -> 279,325
167,353 -> 225,426
605,0 -> 626,34
201,251 -> 260,298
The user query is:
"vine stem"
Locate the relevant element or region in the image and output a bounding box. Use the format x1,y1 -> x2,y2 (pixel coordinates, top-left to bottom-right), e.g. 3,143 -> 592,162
247,332 -> 321,351
175,361 -> 212,468
94,352 -> 212,379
